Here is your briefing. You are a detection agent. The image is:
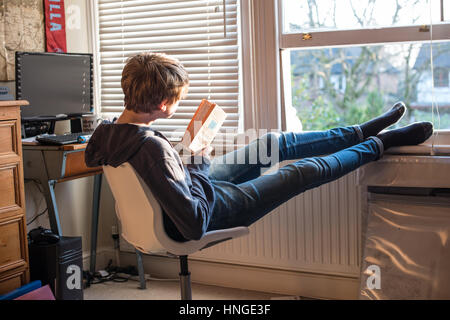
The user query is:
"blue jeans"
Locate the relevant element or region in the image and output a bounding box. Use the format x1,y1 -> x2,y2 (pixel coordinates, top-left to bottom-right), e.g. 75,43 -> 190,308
206,125 -> 384,231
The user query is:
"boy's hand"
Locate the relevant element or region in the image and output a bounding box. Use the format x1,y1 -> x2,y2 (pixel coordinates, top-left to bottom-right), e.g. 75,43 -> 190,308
195,146 -> 213,159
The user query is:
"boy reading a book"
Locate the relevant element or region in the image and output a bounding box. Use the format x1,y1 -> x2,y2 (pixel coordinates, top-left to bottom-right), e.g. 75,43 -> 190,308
85,52 -> 433,242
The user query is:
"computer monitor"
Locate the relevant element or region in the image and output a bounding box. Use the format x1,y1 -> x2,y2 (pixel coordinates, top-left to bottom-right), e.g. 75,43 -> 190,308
15,51 -> 93,120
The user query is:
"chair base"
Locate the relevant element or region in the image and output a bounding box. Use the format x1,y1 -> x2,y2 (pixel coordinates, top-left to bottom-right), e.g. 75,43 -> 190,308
179,255 -> 192,300
135,251 -> 193,300
135,249 -> 147,289
179,273 -> 192,300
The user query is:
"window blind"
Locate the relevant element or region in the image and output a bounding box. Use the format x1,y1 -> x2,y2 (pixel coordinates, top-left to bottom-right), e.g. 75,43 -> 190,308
97,0 -> 240,142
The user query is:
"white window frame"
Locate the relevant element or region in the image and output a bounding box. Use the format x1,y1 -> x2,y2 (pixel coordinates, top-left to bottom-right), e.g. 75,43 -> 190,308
240,0 -> 282,131
276,0 -> 450,132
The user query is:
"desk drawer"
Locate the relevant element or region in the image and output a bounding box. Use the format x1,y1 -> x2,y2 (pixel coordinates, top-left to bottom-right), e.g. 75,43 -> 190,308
0,219 -> 24,270
0,120 -> 19,160
0,163 -> 21,216
0,272 -> 22,295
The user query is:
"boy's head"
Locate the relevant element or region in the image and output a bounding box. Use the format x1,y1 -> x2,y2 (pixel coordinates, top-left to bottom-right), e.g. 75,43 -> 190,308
121,52 -> 189,116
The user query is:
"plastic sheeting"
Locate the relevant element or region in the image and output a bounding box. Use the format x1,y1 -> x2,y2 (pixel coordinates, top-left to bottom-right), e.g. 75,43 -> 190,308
357,155 -> 450,188
359,193 -> 450,299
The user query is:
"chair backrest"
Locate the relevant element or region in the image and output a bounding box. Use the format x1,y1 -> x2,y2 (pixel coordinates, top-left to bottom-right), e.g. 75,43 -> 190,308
103,163 -> 166,254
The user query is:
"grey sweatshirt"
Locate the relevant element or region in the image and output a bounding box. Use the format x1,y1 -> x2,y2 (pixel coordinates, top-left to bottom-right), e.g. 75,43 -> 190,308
84,122 -> 215,242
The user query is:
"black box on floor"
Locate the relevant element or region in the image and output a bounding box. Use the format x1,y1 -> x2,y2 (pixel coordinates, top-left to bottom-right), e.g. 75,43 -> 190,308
29,236 -> 84,300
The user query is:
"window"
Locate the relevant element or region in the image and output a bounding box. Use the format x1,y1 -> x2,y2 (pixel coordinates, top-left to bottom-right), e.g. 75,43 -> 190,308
280,0 -> 450,131
96,0 -> 241,142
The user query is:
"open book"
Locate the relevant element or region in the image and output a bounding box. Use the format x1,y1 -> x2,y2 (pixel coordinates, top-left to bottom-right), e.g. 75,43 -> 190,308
181,99 -> 227,153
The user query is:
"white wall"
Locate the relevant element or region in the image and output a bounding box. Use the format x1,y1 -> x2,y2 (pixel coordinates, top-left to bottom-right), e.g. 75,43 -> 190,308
23,0 -> 118,269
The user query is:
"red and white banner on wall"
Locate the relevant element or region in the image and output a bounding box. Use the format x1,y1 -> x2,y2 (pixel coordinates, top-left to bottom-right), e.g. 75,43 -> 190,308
44,0 -> 67,53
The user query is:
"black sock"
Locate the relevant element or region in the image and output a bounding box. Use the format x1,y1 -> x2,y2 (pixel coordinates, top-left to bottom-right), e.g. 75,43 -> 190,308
377,122 -> 433,150
360,102 -> 406,138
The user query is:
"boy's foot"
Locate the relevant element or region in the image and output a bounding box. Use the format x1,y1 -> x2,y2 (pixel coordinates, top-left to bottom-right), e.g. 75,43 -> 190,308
360,101 -> 406,138
377,121 -> 433,150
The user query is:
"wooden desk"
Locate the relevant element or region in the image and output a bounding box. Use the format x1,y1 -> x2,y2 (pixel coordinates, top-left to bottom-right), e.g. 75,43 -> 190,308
22,143 -> 102,273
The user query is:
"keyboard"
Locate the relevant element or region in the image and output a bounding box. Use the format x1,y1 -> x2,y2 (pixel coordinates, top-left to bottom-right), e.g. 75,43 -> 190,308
36,132 -> 92,145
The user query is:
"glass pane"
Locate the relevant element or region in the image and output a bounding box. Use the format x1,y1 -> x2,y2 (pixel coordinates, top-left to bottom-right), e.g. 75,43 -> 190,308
283,0 -> 442,33
288,41 -> 450,131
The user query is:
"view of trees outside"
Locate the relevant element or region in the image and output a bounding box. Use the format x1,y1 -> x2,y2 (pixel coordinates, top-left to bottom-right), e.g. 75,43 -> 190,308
285,0 -> 450,131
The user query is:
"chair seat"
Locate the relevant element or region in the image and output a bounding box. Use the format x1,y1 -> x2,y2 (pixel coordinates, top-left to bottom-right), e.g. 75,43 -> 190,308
154,226 -> 249,256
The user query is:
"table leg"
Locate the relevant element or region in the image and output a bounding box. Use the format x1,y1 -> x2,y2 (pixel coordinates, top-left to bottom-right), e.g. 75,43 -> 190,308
45,180 -> 63,236
90,173 -> 102,274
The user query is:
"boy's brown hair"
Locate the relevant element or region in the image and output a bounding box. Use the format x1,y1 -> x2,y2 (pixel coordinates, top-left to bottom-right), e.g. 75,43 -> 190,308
121,52 -> 189,113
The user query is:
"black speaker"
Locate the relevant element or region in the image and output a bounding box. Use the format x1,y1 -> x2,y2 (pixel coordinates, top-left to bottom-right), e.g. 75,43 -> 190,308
29,236 -> 83,300
70,117 -> 83,133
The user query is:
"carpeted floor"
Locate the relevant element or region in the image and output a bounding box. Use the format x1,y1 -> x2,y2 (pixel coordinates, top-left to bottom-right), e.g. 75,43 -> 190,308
84,278 -> 287,300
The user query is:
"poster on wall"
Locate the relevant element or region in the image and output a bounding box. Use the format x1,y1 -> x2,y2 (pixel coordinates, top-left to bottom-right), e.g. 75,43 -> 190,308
0,0 -> 45,81
44,0 -> 67,53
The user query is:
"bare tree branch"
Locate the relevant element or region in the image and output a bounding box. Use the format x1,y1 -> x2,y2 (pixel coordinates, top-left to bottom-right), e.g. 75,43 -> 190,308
349,0 -> 364,27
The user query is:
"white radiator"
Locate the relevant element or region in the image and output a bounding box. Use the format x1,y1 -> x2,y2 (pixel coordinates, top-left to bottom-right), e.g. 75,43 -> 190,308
192,170 -> 362,277
120,170 -> 362,278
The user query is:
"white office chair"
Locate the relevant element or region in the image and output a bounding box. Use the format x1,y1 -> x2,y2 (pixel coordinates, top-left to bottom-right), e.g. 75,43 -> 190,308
103,163 -> 249,300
